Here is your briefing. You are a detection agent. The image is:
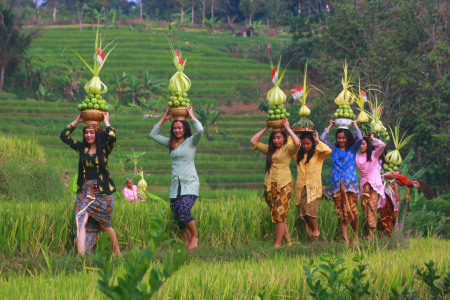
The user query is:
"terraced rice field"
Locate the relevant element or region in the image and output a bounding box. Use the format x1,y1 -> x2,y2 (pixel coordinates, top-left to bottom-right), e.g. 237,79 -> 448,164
30,27 -> 296,105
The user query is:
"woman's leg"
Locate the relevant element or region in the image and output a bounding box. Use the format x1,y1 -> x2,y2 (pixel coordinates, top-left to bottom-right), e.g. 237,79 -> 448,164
174,195 -> 198,250
282,223 -> 292,246
340,222 -> 349,245
362,185 -> 378,241
305,216 -> 320,237
275,223 -> 284,248
99,224 -> 120,254
185,220 -> 198,250
76,213 -> 89,255
350,220 -> 359,245
180,227 -> 191,246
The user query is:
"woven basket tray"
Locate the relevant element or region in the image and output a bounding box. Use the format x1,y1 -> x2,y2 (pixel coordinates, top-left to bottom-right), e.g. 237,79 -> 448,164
268,119 -> 283,131
170,107 -> 189,121
81,109 -> 104,122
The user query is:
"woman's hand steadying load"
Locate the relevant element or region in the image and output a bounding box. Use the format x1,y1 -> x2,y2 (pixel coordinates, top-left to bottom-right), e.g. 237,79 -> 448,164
102,112 -> 111,127
186,105 -> 197,121
71,113 -> 86,127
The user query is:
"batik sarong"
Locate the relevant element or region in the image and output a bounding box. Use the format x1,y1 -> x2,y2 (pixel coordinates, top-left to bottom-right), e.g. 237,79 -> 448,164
75,180 -> 114,253
333,179 -> 358,224
298,187 -> 321,235
264,182 -> 293,223
361,182 -> 379,230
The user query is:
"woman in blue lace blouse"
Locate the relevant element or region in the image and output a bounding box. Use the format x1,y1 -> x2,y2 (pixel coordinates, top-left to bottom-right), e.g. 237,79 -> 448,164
320,119 -> 363,245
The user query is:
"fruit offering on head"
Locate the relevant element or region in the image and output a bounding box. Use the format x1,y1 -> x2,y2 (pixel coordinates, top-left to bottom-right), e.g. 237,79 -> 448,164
267,104 -> 290,120
72,24 -> 116,98
266,58 -> 289,123
168,42 -> 191,94
355,88 -> 370,123
333,61 -> 357,121
333,104 -> 356,120
168,91 -> 190,108
290,62 -> 322,132
166,40 -> 192,112
384,122 -> 414,172
72,24 -> 115,113
77,93 -> 110,112
364,95 -> 390,142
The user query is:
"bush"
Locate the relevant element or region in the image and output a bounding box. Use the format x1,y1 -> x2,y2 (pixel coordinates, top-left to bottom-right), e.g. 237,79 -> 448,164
405,193 -> 450,238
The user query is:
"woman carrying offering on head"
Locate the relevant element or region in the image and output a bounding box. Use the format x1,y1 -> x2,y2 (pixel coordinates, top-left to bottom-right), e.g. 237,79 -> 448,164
59,112 -> 120,255
123,178 -> 139,202
356,134 -> 386,241
150,106 -> 203,251
293,130 -> 332,239
377,151 -> 420,237
250,119 -> 300,248
320,119 -> 363,245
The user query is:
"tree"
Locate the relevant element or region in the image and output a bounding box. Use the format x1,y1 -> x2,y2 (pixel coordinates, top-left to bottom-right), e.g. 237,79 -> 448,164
195,104 -> 223,140
0,3 -> 38,93
170,0 -> 187,21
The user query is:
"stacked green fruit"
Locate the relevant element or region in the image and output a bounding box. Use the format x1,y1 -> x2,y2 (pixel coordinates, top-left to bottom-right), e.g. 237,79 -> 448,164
267,104 -> 290,120
375,130 -> 390,142
168,91 -> 190,108
382,162 -> 399,174
77,93 -> 110,112
333,104 -> 356,120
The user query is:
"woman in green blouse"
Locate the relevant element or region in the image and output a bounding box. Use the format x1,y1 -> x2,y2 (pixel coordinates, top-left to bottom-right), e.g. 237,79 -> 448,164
60,112 -> 120,255
150,106 -> 204,250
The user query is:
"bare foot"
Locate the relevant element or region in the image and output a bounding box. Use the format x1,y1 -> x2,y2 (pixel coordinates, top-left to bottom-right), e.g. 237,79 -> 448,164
274,244 -> 282,249
312,230 -> 320,238
352,238 -> 360,246
287,242 -> 293,248
187,236 -> 198,251
364,235 -> 374,242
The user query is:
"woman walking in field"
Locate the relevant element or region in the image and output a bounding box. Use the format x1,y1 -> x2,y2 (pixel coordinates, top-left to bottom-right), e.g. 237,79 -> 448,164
150,106 -> 203,250
356,134 -> 386,241
250,119 -> 300,248
60,112 -> 120,255
320,119 -> 362,245
293,130 -> 332,239
377,151 -> 420,237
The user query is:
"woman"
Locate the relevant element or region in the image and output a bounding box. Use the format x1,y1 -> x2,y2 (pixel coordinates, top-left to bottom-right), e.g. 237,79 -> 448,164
320,120 -> 362,245
377,151 -> 420,237
150,106 -> 203,251
123,178 -> 139,202
250,119 -> 300,248
356,134 -> 386,241
293,130 -> 332,239
60,112 -> 120,255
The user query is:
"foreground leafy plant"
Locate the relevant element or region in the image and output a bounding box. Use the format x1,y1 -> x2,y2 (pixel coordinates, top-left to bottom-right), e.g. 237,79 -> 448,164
303,251 -> 370,299
416,260 -> 449,300
93,212 -> 185,299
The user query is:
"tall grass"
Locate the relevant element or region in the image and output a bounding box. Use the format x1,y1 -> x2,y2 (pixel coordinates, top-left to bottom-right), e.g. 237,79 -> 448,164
0,191 -> 372,257
0,238 -> 447,299
0,134 -> 46,167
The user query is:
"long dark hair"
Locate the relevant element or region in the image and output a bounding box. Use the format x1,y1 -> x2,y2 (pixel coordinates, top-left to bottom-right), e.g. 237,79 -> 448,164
266,130 -> 288,173
169,120 -> 192,152
362,137 -> 374,162
77,127 -> 111,187
335,128 -> 355,150
380,149 -> 388,167
297,132 -> 316,164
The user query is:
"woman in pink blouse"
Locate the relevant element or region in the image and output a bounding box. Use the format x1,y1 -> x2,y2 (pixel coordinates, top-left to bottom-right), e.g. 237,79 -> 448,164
356,134 -> 386,241
123,178 -> 139,202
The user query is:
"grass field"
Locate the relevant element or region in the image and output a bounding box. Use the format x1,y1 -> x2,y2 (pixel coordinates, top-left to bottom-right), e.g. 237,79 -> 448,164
1,26 -> 448,299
